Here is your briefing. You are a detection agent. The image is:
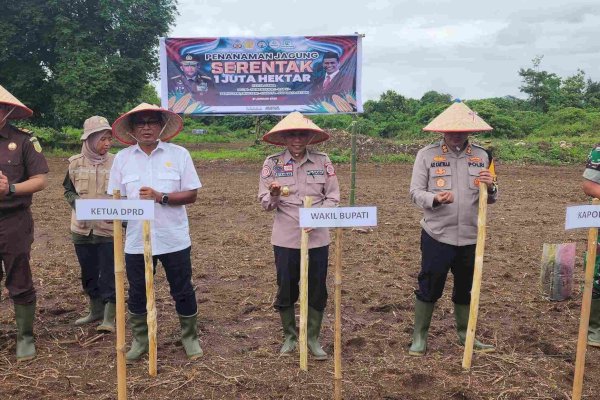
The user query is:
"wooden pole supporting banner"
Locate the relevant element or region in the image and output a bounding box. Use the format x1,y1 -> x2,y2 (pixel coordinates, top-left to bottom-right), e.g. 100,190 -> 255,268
299,196 -> 313,371
143,221 -> 157,377
462,183 -> 488,370
112,190 -> 127,400
334,227 -> 343,400
572,198 -> 600,400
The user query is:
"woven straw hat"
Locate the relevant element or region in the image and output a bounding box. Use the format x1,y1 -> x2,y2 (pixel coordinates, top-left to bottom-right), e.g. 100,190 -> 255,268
423,101 -> 493,133
81,116 -> 111,140
262,111 -> 330,146
112,103 -> 183,145
0,84 -> 33,119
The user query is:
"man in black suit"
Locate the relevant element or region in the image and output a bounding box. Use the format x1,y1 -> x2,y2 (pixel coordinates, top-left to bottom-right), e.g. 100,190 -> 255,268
312,52 -> 353,98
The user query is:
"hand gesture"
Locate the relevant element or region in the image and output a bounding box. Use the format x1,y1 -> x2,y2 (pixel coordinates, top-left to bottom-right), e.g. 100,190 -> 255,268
139,186 -> 160,203
269,181 -> 281,197
434,191 -> 454,204
0,171 -> 8,197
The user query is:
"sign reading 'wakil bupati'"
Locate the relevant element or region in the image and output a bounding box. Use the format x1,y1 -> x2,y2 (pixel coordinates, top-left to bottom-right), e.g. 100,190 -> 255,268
75,199 -> 155,221
299,207 -> 377,228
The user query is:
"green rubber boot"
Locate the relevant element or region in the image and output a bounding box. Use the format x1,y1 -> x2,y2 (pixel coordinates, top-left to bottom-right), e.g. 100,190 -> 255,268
75,297 -> 104,326
179,313 -> 203,359
454,304 -> 495,353
14,303 -> 36,362
307,306 -> 327,360
408,298 -> 435,356
97,302 -> 116,333
126,313 -> 148,363
588,298 -> 600,347
279,307 -> 297,354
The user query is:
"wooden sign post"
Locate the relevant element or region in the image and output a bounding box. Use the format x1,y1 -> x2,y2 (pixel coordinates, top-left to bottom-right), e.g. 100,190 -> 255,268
566,199 -> 600,399
76,197 -> 155,398
462,183 -> 488,370
299,196 -> 313,371
299,205 -> 377,399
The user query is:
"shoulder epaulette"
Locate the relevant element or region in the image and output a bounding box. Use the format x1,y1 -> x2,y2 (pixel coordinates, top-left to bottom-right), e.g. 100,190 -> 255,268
68,153 -> 84,163
171,75 -> 182,80
199,75 -> 213,81
16,127 -> 34,136
310,151 -> 328,156
421,142 -> 440,151
267,151 -> 285,159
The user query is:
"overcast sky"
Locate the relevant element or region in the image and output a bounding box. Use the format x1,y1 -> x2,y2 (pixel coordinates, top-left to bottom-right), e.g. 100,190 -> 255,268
164,0 -> 600,102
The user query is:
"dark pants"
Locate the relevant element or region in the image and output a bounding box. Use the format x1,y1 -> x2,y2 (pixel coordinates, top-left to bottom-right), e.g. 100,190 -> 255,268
273,245 -> 329,312
74,242 -> 115,303
125,246 -> 197,316
0,208 -> 35,305
415,230 -> 475,305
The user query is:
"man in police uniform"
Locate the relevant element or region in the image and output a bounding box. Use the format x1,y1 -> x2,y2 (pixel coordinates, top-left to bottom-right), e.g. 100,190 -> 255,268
408,100 -> 497,356
258,112 -> 340,360
582,144 -> 600,347
170,53 -> 215,102
0,84 -> 49,361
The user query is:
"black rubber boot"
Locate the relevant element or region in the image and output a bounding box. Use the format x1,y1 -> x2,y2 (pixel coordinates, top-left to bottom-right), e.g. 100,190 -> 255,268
588,298 -> 600,347
279,307 -> 297,354
408,298 -> 435,356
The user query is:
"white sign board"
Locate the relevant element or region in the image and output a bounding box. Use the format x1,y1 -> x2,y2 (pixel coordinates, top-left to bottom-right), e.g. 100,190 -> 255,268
299,207 -> 377,228
75,199 -> 155,221
565,205 -> 600,230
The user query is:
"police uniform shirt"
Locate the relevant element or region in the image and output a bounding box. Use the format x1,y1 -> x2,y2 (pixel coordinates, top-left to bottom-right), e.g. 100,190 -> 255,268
107,141 -> 201,255
258,149 -> 340,249
584,144 -> 600,184
0,124 -> 49,211
409,140 -> 497,246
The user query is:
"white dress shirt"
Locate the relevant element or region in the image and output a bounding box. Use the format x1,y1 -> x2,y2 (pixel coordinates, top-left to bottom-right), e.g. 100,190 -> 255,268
107,141 -> 201,255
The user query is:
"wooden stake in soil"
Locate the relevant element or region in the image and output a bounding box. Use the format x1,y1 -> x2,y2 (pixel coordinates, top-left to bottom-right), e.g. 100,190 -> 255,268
299,196 -> 313,371
462,183 -> 488,370
572,198 -> 600,400
334,227 -> 343,400
143,220 -> 157,377
112,190 -> 127,400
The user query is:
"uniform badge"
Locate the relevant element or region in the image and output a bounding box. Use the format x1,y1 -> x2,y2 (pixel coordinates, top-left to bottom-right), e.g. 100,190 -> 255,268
436,178 -> 446,188
8,142 -> 17,151
165,161 -> 173,167
325,163 -> 336,176
466,144 -> 472,155
441,144 -> 449,154
197,81 -> 208,93
261,165 -> 272,178
469,157 -> 481,162
435,168 -> 446,175
433,156 -> 446,162
474,178 -> 480,186
281,186 -> 290,196
283,164 -> 293,172
30,137 -> 42,153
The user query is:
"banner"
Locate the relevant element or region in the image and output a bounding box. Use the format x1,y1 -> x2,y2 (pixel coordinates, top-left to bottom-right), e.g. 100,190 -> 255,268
160,35 -> 362,115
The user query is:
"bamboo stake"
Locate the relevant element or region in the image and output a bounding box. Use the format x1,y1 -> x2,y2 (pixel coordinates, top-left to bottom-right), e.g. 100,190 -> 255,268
299,196 -> 313,371
462,183 -> 488,370
112,190 -> 127,400
143,221 -> 157,377
334,227 -> 343,400
572,198 -> 600,400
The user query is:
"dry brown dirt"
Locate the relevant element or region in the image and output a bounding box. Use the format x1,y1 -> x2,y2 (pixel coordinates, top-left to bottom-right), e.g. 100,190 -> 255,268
0,157 -> 598,399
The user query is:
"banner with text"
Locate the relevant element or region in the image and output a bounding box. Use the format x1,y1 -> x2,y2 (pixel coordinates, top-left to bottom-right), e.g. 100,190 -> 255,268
76,199 -> 155,221
160,35 -> 362,115
299,207 -> 377,228
565,204 -> 600,230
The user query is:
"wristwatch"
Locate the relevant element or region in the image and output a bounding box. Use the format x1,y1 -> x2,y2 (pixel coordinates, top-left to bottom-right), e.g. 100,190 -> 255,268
160,193 -> 169,205
6,184 -> 16,197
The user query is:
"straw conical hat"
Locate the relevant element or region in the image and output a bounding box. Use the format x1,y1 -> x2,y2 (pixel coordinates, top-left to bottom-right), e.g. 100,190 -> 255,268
423,101 -> 493,133
0,84 -> 33,119
262,111 -> 329,146
112,103 -> 183,145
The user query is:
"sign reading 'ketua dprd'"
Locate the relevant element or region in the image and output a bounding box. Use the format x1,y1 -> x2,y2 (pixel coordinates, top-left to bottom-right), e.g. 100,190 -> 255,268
75,199 -> 155,221
299,206 -> 377,228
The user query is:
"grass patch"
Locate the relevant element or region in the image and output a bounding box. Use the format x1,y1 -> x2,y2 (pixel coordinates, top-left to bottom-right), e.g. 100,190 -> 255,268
371,153 -> 415,163
188,148 -> 266,162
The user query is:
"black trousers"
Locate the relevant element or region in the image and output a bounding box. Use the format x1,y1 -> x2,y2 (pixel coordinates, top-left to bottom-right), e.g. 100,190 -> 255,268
125,246 -> 197,316
0,208 -> 35,304
273,245 -> 329,312
415,230 -> 476,305
74,242 -> 115,303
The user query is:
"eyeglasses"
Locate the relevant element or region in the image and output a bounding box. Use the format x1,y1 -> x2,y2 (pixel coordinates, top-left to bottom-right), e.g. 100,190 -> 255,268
134,119 -> 161,129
